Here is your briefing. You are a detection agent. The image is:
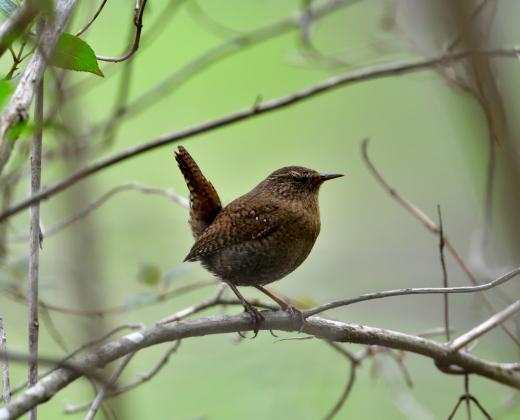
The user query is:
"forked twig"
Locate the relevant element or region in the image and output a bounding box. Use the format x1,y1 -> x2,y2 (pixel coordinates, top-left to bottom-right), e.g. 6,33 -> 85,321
361,138 -> 520,348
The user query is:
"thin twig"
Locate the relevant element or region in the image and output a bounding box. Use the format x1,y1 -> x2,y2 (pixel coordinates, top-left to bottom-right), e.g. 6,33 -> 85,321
325,342 -> 359,364
3,47 -> 520,221
323,360 -> 356,420
0,317 -> 10,404
95,0 -> 148,62
74,0 -> 109,36
6,280 -> 216,318
64,341 -> 180,414
451,300 -> 520,351
386,351 -> 413,388
185,0 -> 241,38
446,0 -> 494,51
84,352 -> 135,420
304,266 -> 520,317
10,324 -> 143,396
468,395 -> 493,419
361,138 -> 520,347
120,0 -> 361,120
437,205 -> 450,341
158,283 -> 227,324
12,183 -> 188,241
465,374 -> 472,420
447,395 -> 466,420
39,306 -> 69,353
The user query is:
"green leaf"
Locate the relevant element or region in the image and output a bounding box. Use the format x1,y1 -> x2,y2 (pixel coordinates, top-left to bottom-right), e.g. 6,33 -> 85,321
137,264 -> 162,287
49,33 -> 103,77
0,0 -> 17,18
0,79 -> 13,110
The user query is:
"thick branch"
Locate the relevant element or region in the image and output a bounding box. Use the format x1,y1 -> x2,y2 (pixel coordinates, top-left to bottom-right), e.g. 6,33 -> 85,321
0,0 -> 38,58
1,311 -> 520,419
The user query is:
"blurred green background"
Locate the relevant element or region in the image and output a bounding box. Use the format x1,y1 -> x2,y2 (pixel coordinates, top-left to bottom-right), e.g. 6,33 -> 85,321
1,0 -> 520,418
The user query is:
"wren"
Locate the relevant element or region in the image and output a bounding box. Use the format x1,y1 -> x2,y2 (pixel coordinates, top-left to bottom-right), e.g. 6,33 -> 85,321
175,146 -> 343,334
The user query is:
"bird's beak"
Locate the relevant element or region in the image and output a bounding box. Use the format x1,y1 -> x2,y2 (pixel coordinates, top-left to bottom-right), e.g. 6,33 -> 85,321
319,173 -> 344,182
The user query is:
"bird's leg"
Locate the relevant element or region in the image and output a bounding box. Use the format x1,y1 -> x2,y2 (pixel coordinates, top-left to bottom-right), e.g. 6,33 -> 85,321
254,285 -> 304,332
226,283 -> 264,337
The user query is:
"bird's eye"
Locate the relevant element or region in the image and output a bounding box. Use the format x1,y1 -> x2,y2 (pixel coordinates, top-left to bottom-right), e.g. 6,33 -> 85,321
290,172 -> 310,182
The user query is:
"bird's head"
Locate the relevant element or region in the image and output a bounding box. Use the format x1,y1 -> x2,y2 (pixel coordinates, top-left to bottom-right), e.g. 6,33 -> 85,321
259,166 -> 343,199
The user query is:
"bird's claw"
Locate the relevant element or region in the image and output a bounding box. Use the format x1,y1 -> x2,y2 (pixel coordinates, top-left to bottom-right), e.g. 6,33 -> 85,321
244,304 -> 264,338
283,305 -> 305,333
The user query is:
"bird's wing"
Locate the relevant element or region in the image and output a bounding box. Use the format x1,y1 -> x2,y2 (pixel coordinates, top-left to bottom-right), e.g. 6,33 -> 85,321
175,146 -> 222,239
184,201 -> 296,262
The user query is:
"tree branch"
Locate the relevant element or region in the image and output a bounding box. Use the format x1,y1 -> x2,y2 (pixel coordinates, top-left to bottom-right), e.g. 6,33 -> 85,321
2,46 -> 520,222
95,0 -> 147,63
0,0 -> 78,174
451,300 -> 520,351
0,317 -> 10,404
2,311 -> 519,419
27,30 -> 44,419
74,0 -> 109,37
361,138 -> 520,347
0,0 -> 38,59
64,341 -> 180,414
11,182 -> 188,241
304,267 -> 520,317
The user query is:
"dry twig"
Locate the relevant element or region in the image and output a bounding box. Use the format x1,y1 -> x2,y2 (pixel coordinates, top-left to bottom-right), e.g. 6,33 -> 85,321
3,46 -> 520,222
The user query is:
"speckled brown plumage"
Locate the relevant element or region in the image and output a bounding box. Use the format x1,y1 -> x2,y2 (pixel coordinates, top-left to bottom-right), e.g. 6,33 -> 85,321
175,146 -> 343,334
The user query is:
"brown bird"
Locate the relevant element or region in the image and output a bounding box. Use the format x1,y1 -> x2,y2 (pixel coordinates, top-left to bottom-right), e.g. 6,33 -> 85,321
175,146 -> 343,334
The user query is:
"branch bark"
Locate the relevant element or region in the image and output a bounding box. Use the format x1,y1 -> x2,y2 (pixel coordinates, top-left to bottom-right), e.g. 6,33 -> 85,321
26,52 -> 43,420
0,0 -> 78,174
0,0 -> 38,59
0,317 -> 10,405
1,311 -> 519,419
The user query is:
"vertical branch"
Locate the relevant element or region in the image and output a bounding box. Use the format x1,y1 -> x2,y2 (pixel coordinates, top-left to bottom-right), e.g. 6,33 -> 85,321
0,317 -> 11,404
464,374 -> 472,420
27,23 -> 44,419
437,205 -> 450,341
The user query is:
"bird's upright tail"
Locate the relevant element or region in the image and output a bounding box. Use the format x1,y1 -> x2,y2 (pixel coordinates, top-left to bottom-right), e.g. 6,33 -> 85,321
175,146 -> 222,238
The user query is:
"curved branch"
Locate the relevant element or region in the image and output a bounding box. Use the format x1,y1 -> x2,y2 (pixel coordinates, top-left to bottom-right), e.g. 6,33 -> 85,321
11,182 -> 188,241
1,311 -> 520,419
1,46 -> 520,222
95,0 -> 147,63
74,0 -> 109,37
305,267 -> 520,317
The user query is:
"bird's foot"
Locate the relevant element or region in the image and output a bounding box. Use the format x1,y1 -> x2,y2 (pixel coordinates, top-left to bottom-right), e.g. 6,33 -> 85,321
243,304 -> 265,338
281,304 -> 305,333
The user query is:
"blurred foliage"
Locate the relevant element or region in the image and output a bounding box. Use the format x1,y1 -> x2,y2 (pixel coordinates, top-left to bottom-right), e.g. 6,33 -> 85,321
0,0 -> 519,419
